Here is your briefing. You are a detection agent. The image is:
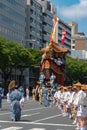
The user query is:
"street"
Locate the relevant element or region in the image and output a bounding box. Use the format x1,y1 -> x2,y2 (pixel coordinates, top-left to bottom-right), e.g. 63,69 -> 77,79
0,98 -> 76,130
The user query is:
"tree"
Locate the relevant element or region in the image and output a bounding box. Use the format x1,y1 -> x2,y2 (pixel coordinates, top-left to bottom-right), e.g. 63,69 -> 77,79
66,56 -> 87,84
28,48 -> 42,66
0,37 -> 33,91
0,37 -> 11,80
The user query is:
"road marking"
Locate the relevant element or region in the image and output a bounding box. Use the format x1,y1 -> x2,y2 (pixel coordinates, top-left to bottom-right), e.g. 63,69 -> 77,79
1,126 -> 23,130
56,129 -> 64,130
33,114 -> 62,123
29,128 -> 45,130
0,106 -> 45,116
23,106 -> 47,112
29,122 -> 74,127
29,128 -> 63,130
0,112 -> 10,116
22,112 -> 40,117
0,120 -> 75,127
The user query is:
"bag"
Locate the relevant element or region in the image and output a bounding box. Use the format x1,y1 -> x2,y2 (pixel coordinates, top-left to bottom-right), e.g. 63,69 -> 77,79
20,97 -> 25,108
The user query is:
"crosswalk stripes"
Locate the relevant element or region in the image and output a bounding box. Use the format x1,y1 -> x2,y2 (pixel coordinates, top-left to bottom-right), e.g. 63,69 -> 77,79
29,128 -> 45,130
0,127 -> 45,130
0,127 -> 23,130
0,127 -> 64,130
56,129 -> 64,130
29,128 -> 63,130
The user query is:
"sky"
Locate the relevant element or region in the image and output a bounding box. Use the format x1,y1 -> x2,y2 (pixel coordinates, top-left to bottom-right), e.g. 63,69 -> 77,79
49,0 -> 87,36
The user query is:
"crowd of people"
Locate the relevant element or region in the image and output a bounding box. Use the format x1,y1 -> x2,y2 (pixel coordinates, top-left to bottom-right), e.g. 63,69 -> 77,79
0,75 -> 87,130
32,72 -> 57,106
53,82 -> 87,130
32,81 -> 87,130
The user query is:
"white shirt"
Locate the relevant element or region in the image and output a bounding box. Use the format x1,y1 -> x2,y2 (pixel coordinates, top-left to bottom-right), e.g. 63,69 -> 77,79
74,90 -> 87,106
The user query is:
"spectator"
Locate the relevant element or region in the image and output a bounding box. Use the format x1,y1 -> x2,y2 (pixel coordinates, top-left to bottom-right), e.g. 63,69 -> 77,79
0,86 -> 3,110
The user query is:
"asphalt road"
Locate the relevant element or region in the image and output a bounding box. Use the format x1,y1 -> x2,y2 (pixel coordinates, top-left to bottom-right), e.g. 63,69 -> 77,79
0,98 -> 76,130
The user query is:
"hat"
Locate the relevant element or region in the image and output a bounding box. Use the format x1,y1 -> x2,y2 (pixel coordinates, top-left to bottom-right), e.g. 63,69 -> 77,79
81,85 -> 87,91
73,82 -> 82,87
72,86 -> 77,90
37,81 -> 41,85
67,86 -> 72,89
57,86 -> 62,90
63,87 -> 68,91
48,81 -> 52,84
8,80 -> 15,90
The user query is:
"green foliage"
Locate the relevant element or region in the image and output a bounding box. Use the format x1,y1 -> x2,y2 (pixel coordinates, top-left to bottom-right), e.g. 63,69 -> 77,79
0,37 -> 33,69
0,37 -> 42,84
0,37 -> 11,71
0,37 -> 35,83
28,48 -> 42,66
66,56 -> 87,83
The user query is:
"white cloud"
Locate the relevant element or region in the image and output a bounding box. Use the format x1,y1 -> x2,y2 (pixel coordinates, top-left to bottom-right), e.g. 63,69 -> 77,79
57,0 -> 87,19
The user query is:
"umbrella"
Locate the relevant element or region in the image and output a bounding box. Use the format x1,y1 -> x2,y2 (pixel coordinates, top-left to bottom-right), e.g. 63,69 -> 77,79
8,80 -> 15,91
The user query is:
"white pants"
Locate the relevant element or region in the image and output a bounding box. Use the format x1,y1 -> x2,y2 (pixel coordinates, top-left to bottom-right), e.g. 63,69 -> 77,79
77,105 -> 87,117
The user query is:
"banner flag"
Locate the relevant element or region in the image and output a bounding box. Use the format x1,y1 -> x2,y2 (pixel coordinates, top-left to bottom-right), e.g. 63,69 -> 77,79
61,30 -> 66,44
50,16 -> 59,43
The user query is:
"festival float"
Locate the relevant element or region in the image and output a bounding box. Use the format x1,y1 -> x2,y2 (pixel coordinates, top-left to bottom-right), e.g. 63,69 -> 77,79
39,16 -> 68,86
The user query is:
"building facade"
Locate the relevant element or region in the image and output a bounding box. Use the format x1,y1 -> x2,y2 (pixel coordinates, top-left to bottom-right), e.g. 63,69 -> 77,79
0,0 -> 56,49
0,0 -> 26,44
26,0 -> 56,49
68,22 -> 87,59
40,0 -> 57,47
26,0 -> 42,49
57,18 -> 71,55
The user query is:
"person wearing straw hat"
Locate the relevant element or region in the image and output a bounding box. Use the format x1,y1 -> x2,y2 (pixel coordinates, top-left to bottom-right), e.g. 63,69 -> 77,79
50,72 -> 56,88
32,86 -> 36,101
0,83 -> 4,110
42,85 -> 50,107
61,87 -> 70,117
7,80 -> 16,103
38,86 -> 43,104
73,82 -> 87,130
56,86 -> 63,108
39,72 -> 45,87
79,84 -> 87,130
8,80 -> 22,121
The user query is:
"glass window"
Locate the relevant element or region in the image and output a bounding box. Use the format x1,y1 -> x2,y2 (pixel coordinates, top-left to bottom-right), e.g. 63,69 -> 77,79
0,26 -> 1,32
